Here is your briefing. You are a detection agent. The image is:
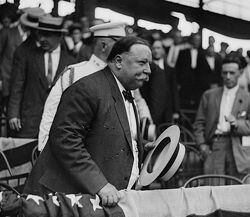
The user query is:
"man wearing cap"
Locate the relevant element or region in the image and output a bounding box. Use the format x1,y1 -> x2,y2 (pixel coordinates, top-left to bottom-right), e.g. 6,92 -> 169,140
24,36 -> 152,207
8,15 -> 75,138
194,54 -> 250,177
38,22 -> 152,151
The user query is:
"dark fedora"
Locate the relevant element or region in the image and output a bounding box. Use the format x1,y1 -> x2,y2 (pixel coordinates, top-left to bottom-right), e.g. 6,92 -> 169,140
36,15 -> 66,32
137,125 -> 185,187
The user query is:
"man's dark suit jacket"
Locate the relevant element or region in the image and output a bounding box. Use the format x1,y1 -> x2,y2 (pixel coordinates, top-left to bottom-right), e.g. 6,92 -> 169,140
0,26 -> 23,97
140,62 -> 179,125
175,48 -> 206,108
8,44 -> 75,138
23,66 -> 142,196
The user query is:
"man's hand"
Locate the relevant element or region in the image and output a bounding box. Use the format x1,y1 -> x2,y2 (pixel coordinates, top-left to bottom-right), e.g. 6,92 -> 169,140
97,183 -> 121,207
9,118 -> 21,131
144,141 -> 155,151
199,144 -> 210,159
225,115 -> 237,128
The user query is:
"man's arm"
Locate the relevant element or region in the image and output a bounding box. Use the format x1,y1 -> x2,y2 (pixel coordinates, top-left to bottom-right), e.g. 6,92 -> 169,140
48,81 -> 118,204
193,93 -> 210,157
8,47 -> 26,131
38,69 -> 71,151
228,95 -> 250,136
133,88 -> 153,122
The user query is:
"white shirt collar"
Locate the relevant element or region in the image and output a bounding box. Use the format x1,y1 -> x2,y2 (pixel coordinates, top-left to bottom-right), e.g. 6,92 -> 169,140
49,45 -> 61,54
89,54 -> 106,69
153,58 -> 164,70
223,84 -> 239,96
112,72 -> 126,98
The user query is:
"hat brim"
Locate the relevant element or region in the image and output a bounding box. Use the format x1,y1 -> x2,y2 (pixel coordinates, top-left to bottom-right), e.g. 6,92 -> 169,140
36,26 -> 67,33
137,125 -> 185,186
20,13 -> 38,28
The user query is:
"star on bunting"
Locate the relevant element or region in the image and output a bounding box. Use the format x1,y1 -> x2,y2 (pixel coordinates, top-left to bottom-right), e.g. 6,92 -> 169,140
90,195 -> 103,211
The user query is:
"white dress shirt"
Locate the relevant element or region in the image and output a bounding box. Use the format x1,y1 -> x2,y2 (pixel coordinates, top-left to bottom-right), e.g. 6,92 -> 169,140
191,48 -> 198,69
206,56 -> 215,71
113,75 -> 139,190
216,85 -> 239,134
153,58 -> 164,70
44,45 -> 61,82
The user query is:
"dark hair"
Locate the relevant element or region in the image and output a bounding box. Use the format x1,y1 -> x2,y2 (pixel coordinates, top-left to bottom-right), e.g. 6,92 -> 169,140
107,36 -> 149,62
223,52 -> 241,67
68,23 -> 82,35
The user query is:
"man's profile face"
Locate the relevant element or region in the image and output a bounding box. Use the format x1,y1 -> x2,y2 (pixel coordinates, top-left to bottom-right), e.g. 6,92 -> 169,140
38,30 -> 62,51
119,44 -> 152,90
221,62 -> 240,89
152,40 -> 164,60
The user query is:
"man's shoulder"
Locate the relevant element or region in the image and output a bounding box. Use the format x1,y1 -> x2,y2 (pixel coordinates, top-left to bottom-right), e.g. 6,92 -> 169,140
204,87 -> 221,95
67,61 -> 88,69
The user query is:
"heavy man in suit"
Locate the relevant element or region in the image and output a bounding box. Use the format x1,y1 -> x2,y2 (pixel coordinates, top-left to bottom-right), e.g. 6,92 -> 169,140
24,36 -> 152,206
8,16 -> 75,138
194,54 -> 250,177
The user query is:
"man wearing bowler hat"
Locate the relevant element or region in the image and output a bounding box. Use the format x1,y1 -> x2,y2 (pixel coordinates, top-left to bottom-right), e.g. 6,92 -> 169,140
8,15 -> 75,138
38,22 -> 152,151
24,36 -> 152,207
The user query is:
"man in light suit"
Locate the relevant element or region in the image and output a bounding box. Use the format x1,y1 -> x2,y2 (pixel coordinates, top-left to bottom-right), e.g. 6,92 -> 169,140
8,16 -> 75,138
194,54 -> 250,177
24,36 -> 152,206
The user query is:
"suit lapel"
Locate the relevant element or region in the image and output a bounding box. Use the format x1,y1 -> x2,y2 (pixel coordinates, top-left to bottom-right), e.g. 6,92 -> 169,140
104,67 -> 133,150
36,48 -> 48,89
209,87 -> 223,137
231,88 -> 244,117
53,49 -> 67,84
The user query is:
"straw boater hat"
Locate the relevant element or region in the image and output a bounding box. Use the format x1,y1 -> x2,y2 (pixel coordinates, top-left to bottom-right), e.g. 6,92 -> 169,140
20,7 -> 45,28
137,125 -> 185,187
89,21 -> 127,37
36,16 -> 67,32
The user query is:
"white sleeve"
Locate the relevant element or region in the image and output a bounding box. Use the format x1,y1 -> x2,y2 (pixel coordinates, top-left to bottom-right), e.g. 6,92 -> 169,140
38,69 -> 70,151
133,89 -> 153,123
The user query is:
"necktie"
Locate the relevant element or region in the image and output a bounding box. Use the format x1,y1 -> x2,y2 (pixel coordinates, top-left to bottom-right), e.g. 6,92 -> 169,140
122,90 -> 143,167
47,51 -> 53,88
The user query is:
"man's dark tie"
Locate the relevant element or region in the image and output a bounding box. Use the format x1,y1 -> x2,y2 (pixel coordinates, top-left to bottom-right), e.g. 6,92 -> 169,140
47,51 -> 53,88
122,90 -> 143,167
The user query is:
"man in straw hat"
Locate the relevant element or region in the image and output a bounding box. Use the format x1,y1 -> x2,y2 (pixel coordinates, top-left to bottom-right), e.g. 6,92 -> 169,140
0,7 -> 30,112
38,22 -> 153,151
24,36 -> 152,207
8,15 -> 75,138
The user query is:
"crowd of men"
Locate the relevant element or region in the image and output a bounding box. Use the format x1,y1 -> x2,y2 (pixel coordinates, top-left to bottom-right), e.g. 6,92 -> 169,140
1,6 -> 250,203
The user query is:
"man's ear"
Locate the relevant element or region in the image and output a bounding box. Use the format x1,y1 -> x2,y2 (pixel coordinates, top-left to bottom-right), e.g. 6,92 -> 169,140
101,41 -> 108,52
114,55 -> 122,69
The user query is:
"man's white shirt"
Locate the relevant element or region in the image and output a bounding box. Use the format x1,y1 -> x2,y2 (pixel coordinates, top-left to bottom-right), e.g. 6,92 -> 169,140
216,85 -> 239,134
113,75 -> 139,190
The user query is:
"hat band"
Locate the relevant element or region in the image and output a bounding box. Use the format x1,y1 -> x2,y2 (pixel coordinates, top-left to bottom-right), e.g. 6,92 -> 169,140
39,22 -> 63,30
158,143 -> 180,179
27,15 -> 39,23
